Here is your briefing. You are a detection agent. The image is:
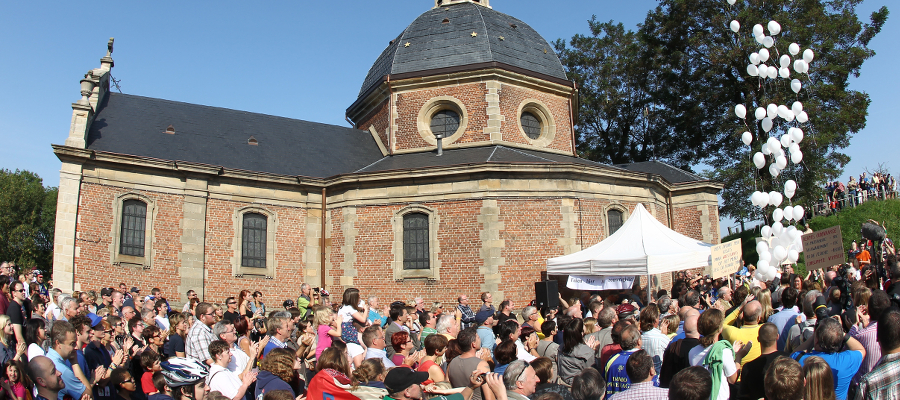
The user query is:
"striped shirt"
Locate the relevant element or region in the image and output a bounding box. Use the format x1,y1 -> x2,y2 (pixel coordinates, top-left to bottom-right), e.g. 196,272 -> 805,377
854,352 -> 900,400
641,328 -> 671,373
608,382 -> 668,400
186,320 -> 214,363
849,321 -> 880,385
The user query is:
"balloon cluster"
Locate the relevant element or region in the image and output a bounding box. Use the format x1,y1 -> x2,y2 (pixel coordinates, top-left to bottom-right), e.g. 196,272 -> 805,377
729,8 -> 814,282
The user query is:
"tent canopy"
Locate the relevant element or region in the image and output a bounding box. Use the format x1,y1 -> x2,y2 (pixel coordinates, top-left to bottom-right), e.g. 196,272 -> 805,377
547,203 -> 712,276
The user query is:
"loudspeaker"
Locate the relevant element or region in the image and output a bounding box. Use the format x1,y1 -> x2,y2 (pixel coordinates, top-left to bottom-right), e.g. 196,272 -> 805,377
534,280 -> 559,309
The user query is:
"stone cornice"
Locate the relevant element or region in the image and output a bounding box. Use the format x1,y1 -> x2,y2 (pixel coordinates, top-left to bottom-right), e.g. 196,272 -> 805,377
52,144 -> 722,196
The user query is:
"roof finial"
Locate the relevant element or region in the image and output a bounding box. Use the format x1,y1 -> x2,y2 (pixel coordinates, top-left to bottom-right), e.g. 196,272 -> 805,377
433,0 -> 490,9
100,37 -> 115,71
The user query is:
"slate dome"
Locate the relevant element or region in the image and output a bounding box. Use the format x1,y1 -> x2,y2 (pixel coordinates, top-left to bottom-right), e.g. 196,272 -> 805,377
357,1 -> 568,98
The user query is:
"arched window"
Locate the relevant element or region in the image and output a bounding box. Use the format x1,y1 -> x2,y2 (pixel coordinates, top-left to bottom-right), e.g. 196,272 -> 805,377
241,213 -> 267,268
403,212 -> 430,270
119,199 -> 147,257
608,209 -> 624,236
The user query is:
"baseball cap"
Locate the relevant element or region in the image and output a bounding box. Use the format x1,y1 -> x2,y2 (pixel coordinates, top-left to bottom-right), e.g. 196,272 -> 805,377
87,313 -> 103,328
144,295 -> 156,302
475,309 -> 494,325
616,303 -> 637,318
130,287 -> 141,293
384,368 -> 429,393
100,288 -> 113,297
283,299 -> 295,308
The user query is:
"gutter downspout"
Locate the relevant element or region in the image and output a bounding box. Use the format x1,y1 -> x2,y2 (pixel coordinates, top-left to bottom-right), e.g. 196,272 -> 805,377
387,76 -> 393,155
667,190 -> 675,229
320,187 -> 327,290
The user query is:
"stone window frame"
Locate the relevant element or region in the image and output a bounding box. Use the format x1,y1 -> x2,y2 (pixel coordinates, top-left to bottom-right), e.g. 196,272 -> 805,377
392,205 -> 441,281
417,96 -> 469,146
232,205 -> 278,279
516,99 -> 556,147
110,193 -> 156,269
604,203 -> 629,237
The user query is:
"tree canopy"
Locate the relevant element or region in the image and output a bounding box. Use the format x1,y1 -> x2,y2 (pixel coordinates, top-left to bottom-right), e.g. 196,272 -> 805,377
555,0 -> 889,226
0,169 -> 57,275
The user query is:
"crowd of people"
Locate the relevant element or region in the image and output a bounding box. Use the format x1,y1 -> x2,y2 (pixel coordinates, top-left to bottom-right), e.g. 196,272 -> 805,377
0,246 -> 899,400
820,171 -> 896,215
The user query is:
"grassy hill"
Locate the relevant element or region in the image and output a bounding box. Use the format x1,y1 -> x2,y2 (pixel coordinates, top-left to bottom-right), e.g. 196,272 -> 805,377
722,199 -> 900,277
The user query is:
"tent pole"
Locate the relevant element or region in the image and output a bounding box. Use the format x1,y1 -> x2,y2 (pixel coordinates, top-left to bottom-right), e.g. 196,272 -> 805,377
648,274 -> 652,305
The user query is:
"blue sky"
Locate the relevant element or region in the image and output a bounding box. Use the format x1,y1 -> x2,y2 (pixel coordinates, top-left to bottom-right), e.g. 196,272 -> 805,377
0,0 -> 893,238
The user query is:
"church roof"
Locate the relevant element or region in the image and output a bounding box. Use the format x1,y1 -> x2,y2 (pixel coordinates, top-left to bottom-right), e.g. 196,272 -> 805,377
614,161 -> 705,183
357,2 -> 568,98
85,93 -> 385,178
354,145 -> 614,173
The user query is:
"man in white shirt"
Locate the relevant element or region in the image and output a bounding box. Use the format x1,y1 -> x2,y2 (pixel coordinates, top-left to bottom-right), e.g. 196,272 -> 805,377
362,325 -> 396,367
206,340 -> 257,400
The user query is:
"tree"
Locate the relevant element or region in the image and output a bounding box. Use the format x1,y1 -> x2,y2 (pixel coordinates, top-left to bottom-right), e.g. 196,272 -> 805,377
0,170 -> 57,275
556,0 -> 888,225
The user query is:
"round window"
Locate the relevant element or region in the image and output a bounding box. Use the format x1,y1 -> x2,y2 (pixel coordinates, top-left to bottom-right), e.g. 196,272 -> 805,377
430,109 -> 460,138
520,111 -> 542,139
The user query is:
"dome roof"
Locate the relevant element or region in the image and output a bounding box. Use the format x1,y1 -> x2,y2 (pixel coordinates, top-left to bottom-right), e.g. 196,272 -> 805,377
357,2 -> 568,98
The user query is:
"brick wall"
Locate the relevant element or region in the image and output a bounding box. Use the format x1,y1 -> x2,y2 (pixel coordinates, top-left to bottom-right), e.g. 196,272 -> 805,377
357,99 -> 391,150
394,83 -> 489,151
74,182 -> 183,295
498,84 -> 573,153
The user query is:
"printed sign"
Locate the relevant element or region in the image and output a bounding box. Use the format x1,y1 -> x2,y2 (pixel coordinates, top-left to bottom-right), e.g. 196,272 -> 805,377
566,275 -> 635,291
710,239 -> 743,279
801,226 -> 845,270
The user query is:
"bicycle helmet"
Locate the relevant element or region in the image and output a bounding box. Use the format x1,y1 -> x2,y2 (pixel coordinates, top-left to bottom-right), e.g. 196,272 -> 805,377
160,357 -> 209,387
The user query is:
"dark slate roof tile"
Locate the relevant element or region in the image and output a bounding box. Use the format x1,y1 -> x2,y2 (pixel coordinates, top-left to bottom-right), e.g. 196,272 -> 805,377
85,93 -> 384,178
613,161 -> 705,183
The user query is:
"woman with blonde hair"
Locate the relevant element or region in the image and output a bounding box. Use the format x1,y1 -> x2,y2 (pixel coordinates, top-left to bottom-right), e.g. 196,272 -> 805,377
802,356 -> 836,400
757,289 -> 775,322
314,306 -> 341,359
0,316 -> 24,365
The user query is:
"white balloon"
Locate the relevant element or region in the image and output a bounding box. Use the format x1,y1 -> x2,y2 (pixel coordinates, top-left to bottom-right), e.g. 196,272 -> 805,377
756,241 -> 769,254
785,188 -> 796,199
766,104 -> 778,119
767,65 -> 778,79
768,21 -> 782,35
742,131 -> 753,145
784,112 -> 795,122
750,53 -> 760,65
758,64 -> 768,78
753,152 -> 766,169
779,67 -> 791,79
789,143 -> 800,154
793,206 -> 805,221
753,24 -> 764,37
728,0 -> 736,4
772,221 -> 784,236
803,48 -> 815,63
777,105 -> 792,120
783,206 -> 794,221
785,180 -> 797,192
791,79 -> 802,93
755,34 -> 765,45
747,64 -> 759,76
769,191 -> 783,207
773,245 -> 787,261
762,117 -> 773,132
794,59 -> 804,73
735,104 -> 747,119
759,249 -> 772,263
766,137 -> 780,153
791,127 -> 804,142
759,48 -> 770,62
789,43 -> 801,55
761,225 -> 772,238
775,155 -> 788,169
791,150 -> 804,164
758,259 -> 770,272
730,20 -> 740,33
792,101 -> 803,116
773,208 -> 784,222
798,60 -> 809,73
779,55 -> 791,68
788,249 -> 800,263
762,143 -> 772,155
797,111 -> 809,123
755,191 -> 769,208
755,107 -> 766,120
780,133 -> 792,148
763,36 -> 775,48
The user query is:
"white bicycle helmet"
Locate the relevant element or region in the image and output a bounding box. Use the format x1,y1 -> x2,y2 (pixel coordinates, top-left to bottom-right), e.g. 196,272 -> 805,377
160,357 -> 209,387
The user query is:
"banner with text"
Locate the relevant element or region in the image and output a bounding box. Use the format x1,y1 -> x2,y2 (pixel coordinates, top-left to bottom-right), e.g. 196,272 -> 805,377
801,226 -> 845,270
710,239 -> 743,279
566,275 -> 636,291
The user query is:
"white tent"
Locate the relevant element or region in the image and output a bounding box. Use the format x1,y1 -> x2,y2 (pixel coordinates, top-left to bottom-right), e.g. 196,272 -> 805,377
547,203 -> 713,277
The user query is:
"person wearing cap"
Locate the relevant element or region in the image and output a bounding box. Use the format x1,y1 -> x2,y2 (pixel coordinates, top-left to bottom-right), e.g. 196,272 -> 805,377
616,303 -> 637,321
85,317 -> 124,400
385,363 -> 497,400
99,288 -> 114,310
475,309 -> 496,354
123,288 -> 140,311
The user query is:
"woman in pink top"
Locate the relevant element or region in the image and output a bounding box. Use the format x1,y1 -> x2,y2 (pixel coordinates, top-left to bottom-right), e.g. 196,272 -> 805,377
315,306 -> 342,359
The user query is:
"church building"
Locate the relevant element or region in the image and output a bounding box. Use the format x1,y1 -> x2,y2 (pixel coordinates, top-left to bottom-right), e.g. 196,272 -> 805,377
52,0 -> 722,306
